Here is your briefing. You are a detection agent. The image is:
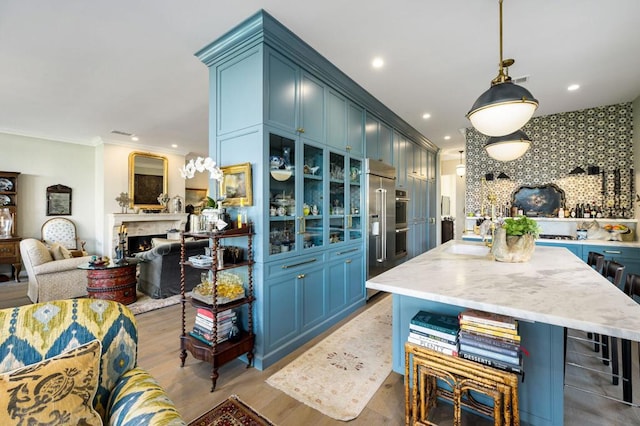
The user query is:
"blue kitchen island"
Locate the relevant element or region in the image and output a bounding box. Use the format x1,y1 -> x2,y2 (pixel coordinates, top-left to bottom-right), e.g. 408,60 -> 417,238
366,240 -> 640,425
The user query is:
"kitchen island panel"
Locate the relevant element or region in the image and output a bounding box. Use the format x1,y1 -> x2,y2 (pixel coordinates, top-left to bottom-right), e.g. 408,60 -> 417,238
394,293 -> 563,426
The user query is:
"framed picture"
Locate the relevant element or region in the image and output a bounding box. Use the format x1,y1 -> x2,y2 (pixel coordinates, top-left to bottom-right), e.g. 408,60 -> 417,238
220,162 -> 253,206
185,187 -> 208,211
47,184 -> 72,216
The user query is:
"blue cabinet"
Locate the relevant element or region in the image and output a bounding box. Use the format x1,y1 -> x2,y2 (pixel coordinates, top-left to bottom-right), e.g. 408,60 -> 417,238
393,131 -> 408,188
326,89 -> 347,151
328,246 -> 365,315
365,113 -> 392,165
265,49 -> 325,143
347,103 -> 365,157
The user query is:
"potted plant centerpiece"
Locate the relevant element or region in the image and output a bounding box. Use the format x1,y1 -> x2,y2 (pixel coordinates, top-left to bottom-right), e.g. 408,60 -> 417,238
491,216 -> 541,263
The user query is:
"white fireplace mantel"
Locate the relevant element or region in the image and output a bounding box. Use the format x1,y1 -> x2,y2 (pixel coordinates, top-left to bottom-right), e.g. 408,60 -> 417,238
106,213 -> 188,257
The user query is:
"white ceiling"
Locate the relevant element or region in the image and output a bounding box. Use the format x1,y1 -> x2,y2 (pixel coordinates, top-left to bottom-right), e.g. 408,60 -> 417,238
1,1 -> 639,160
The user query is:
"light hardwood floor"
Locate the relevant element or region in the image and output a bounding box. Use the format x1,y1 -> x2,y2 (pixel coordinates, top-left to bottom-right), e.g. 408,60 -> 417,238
1,281 -> 639,424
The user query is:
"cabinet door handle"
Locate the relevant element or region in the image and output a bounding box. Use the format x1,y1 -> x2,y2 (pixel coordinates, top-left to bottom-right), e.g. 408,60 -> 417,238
297,274 -> 306,279
345,259 -> 352,264
337,248 -> 358,255
298,216 -> 306,234
346,145 -> 352,151
282,258 -> 317,269
603,250 -> 621,254
297,127 -> 305,133
347,215 -> 352,229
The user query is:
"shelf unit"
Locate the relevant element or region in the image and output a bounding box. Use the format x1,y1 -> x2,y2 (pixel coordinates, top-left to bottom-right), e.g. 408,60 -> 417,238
179,225 -> 255,392
0,171 -> 21,282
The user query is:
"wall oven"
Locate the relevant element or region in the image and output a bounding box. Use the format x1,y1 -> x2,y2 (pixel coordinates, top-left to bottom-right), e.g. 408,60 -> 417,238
395,189 -> 410,260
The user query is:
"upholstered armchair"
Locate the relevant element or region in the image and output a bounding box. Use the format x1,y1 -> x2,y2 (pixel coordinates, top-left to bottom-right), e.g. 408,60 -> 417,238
41,217 -> 87,255
0,298 -> 185,425
19,238 -> 93,302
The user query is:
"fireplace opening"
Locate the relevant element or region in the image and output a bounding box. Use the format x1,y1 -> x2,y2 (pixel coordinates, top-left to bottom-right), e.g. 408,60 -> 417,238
127,234 -> 166,256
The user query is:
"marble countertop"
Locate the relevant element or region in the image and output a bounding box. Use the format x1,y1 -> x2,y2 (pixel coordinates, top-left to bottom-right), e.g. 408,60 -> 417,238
366,240 -> 640,340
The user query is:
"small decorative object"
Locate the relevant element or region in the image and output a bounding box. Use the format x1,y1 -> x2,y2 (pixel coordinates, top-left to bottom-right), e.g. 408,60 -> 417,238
157,193 -> 170,212
227,317 -> 241,342
282,146 -> 291,167
89,255 -> 110,267
115,224 -> 127,264
172,195 -> 184,214
491,216 -> 540,263
179,156 -> 223,181
115,192 -> 130,213
0,208 -> 13,237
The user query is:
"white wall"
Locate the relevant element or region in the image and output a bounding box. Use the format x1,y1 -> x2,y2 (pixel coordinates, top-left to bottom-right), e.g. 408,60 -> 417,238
0,132 -> 189,277
0,133 -> 96,276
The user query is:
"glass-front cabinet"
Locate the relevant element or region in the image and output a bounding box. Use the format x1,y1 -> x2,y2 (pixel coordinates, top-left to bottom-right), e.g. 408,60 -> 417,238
268,133 -> 297,255
348,157 -> 362,241
268,132 -> 362,258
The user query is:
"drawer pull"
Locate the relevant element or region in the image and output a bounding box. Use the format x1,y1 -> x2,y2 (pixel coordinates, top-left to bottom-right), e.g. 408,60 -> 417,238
337,248 -> 358,255
297,274 -> 306,279
282,258 -> 317,269
604,250 -> 622,254
345,259 -> 352,264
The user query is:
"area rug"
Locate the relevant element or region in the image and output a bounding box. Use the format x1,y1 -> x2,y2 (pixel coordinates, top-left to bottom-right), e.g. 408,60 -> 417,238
266,295 -> 392,421
127,291 -> 190,315
188,395 -> 274,426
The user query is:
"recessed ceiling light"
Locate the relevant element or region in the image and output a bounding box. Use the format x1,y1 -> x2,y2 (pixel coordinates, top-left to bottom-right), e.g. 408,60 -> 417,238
171,144 -> 178,148
444,136 -> 451,140
372,57 -> 384,69
422,113 -> 431,119
131,135 -> 139,141
567,84 -> 580,91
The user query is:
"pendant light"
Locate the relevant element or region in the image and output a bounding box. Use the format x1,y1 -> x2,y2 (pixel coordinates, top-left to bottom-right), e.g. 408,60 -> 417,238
467,0 -> 538,137
456,150 -> 466,177
484,130 -> 531,162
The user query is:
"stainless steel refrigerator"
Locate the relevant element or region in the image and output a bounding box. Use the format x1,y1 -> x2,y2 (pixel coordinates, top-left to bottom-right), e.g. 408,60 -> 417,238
365,159 -> 396,298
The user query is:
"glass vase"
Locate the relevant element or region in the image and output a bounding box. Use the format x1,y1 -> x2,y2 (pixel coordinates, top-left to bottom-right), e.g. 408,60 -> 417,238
0,208 -> 12,238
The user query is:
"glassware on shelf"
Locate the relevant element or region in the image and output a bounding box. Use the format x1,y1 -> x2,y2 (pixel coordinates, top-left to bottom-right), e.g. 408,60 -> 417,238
0,208 -> 13,237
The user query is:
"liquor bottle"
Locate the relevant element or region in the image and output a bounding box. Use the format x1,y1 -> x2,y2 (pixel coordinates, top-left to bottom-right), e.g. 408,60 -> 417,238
558,205 -> 564,219
584,203 -> 591,219
564,204 -> 570,218
570,208 -> 576,218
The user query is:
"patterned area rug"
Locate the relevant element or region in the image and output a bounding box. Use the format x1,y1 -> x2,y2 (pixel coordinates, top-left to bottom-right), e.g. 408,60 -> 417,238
127,292 -> 188,315
188,395 -> 274,426
266,295 -> 392,421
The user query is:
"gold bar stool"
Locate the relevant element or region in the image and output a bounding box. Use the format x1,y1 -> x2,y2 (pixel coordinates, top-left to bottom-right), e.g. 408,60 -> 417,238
405,342 -> 520,426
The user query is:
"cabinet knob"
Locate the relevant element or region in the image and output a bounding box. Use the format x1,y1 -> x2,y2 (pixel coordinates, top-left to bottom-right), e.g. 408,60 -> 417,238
297,128 -> 305,134
345,259 -> 352,264
346,145 -> 352,151
297,273 -> 306,279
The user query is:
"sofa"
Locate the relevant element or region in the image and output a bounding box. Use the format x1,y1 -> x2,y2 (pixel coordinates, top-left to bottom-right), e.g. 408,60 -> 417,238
0,298 -> 185,425
136,239 -> 209,299
20,238 -> 93,303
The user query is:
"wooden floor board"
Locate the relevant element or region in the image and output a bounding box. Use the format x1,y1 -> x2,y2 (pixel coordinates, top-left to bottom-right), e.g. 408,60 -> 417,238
2,282 -> 639,424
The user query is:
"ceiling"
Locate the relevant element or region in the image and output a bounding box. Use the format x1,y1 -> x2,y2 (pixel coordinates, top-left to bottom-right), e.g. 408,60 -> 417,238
1,1 -> 639,161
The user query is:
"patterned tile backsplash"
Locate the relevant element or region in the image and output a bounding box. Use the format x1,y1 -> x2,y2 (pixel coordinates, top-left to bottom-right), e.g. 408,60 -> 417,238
465,102 -> 634,218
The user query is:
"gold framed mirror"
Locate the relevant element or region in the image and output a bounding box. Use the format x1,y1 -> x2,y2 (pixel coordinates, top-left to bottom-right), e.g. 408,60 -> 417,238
128,152 -> 168,211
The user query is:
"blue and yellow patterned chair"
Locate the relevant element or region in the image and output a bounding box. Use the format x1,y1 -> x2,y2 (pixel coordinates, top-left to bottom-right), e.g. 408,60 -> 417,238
0,298 -> 185,425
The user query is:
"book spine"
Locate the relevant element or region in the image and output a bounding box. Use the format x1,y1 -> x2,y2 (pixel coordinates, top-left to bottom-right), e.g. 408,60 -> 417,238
460,311 -> 517,330
409,332 -> 459,352
189,330 -> 228,345
459,319 -> 518,335
459,331 -> 520,351
195,313 -> 236,328
196,308 -> 233,319
409,328 -> 458,345
459,336 -> 519,357
459,350 -> 522,374
408,336 -> 458,357
459,343 -> 520,365
409,323 -> 459,342
410,316 -> 458,336
459,324 -> 521,342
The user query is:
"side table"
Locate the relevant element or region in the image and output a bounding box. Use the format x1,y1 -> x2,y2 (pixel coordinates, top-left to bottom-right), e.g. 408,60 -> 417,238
0,237 -> 22,282
78,258 -> 140,305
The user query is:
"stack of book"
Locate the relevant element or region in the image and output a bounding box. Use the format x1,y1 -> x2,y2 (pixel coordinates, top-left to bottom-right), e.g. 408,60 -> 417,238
189,308 -> 237,345
457,309 -> 523,374
408,310 -> 459,356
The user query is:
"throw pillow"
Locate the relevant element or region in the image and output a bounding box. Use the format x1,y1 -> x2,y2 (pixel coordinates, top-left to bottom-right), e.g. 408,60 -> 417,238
0,340 -> 103,426
50,243 -> 73,260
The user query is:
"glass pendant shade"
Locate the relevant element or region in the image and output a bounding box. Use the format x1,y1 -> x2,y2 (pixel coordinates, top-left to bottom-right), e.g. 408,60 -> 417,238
484,130 -> 531,162
455,150 -> 465,176
467,81 -> 538,136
